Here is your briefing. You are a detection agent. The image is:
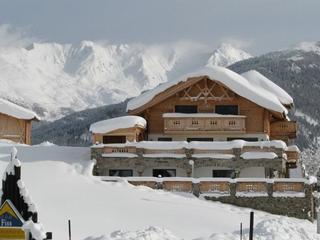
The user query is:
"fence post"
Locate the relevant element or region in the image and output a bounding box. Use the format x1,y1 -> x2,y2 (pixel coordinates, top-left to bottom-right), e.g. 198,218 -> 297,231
68,219 -> 71,240
240,222 -> 242,240
249,211 -> 254,240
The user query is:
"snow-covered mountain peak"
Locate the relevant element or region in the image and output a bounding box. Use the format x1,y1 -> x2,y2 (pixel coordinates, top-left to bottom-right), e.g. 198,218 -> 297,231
0,41 -> 253,120
206,43 -> 253,67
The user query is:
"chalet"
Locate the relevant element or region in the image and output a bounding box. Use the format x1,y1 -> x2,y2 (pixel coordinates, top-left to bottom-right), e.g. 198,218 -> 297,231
90,66 -> 300,179
0,98 -> 40,145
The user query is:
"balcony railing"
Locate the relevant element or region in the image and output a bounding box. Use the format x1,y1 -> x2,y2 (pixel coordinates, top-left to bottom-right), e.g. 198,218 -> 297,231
270,121 -> 297,139
163,113 -> 246,133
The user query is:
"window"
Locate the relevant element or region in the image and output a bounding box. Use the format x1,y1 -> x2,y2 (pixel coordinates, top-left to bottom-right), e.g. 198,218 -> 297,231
227,137 -> 258,142
175,105 -> 197,113
158,137 -> 172,141
109,169 -> 133,177
153,169 -> 176,177
187,138 -> 213,142
215,105 -> 238,115
212,170 -> 235,178
103,136 -> 126,144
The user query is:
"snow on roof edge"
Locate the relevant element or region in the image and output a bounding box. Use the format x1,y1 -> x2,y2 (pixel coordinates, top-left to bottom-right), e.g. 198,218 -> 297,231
127,66 -> 288,115
89,116 -> 146,134
241,70 -> 293,106
0,98 -> 40,121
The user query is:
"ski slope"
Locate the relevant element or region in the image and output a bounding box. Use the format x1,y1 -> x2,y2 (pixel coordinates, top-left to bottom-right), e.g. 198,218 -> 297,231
0,142 -> 318,240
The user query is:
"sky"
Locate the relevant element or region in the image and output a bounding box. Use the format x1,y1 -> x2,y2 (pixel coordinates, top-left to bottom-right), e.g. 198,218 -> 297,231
0,0 -> 319,54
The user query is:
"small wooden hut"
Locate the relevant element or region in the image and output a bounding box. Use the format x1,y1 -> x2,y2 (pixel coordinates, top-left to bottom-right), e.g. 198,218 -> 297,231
0,98 -> 40,145
90,116 -> 146,144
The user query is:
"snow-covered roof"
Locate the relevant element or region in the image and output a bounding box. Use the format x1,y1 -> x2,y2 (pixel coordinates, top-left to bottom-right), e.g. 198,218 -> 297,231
285,145 -> 300,152
241,70 -> 293,106
95,140 -> 287,150
89,116 -> 147,134
240,152 -> 278,160
0,98 -> 40,120
127,66 -> 288,115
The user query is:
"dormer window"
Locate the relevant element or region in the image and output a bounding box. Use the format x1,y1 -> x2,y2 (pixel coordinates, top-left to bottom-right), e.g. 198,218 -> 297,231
215,105 -> 238,115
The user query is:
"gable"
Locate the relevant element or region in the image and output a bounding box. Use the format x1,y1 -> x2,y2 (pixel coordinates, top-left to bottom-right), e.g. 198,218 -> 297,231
127,66 -> 288,117
176,77 -> 236,103
129,77 -> 283,119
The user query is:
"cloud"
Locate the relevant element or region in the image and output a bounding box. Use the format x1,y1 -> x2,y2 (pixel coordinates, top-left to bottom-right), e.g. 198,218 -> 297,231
0,24 -> 34,47
218,37 -> 254,50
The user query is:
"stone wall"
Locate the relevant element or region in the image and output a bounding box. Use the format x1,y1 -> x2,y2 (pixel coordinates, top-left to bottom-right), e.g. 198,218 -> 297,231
103,176 -> 315,221
204,183 -> 315,221
91,146 -> 284,177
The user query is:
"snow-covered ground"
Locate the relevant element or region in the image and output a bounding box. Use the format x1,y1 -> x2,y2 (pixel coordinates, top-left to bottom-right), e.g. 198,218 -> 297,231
0,142 -> 319,240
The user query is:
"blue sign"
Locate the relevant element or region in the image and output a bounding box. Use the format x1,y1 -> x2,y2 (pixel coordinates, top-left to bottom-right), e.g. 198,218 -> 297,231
0,200 -> 24,227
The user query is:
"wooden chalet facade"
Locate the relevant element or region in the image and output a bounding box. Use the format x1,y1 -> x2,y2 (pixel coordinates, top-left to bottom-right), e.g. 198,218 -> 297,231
0,99 -> 40,145
91,67 -> 300,179
127,70 -> 296,143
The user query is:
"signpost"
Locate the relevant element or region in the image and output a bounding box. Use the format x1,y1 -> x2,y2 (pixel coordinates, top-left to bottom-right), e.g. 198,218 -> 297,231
0,200 -> 26,239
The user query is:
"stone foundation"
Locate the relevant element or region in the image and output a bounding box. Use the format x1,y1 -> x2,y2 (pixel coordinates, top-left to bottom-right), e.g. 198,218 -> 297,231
102,176 -> 315,221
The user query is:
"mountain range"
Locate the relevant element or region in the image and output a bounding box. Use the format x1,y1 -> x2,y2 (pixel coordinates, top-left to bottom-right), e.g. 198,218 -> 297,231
31,41 -> 320,149
0,41 -> 251,120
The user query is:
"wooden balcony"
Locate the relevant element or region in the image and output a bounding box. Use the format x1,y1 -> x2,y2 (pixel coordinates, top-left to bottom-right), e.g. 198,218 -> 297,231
163,113 -> 246,134
270,121 -> 297,139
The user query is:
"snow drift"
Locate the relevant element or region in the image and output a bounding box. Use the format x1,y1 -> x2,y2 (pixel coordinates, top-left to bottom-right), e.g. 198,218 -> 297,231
0,142 -> 319,240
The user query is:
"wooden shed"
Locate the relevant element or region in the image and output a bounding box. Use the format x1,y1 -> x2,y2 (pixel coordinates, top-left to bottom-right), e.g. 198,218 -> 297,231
90,116 -> 146,144
0,98 -> 40,145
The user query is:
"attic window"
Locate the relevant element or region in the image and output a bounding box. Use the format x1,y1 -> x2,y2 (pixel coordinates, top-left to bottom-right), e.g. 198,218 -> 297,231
215,105 -> 238,115
175,105 -> 198,113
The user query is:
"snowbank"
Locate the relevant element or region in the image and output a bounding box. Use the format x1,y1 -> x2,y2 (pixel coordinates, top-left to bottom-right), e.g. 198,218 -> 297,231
84,227 -> 181,240
0,98 -> 40,120
127,66 -> 288,115
89,116 -> 146,134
